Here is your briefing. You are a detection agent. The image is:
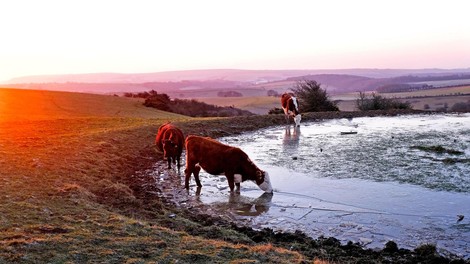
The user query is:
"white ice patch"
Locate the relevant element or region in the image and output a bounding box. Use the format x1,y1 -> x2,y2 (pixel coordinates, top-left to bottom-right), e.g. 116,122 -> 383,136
258,172 -> 273,193
234,174 -> 242,183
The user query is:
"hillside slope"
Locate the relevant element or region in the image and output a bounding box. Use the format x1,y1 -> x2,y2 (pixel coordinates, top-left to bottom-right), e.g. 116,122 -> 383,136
0,88 -> 310,263
0,88 -> 184,121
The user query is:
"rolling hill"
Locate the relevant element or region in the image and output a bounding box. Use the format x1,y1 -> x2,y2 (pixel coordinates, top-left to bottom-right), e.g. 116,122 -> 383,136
0,88 -> 184,121
4,68 -> 470,97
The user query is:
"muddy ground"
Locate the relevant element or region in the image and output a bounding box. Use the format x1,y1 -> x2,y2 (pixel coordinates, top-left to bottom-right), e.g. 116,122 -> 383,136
127,110 -> 469,263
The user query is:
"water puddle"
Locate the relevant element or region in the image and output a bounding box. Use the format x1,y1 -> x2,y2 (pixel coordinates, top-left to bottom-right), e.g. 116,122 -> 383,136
151,113 -> 470,258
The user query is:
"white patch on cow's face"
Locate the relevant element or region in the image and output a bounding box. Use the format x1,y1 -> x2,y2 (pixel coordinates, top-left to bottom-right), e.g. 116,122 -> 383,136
292,97 -> 299,112
294,114 -> 301,127
234,174 -> 242,183
258,171 -> 273,193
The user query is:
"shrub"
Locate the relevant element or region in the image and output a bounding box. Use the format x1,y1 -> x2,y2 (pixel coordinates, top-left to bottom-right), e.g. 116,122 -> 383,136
291,80 -> 339,112
356,92 -> 412,111
268,107 -> 283,115
267,90 -> 279,97
450,101 -> 470,112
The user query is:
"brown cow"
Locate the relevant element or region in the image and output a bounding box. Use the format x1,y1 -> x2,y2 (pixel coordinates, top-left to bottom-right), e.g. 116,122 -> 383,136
281,93 -> 301,127
184,135 -> 273,193
155,123 -> 184,170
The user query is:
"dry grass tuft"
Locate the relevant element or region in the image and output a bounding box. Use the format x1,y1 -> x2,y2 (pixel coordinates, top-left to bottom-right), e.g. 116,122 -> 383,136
56,183 -> 97,202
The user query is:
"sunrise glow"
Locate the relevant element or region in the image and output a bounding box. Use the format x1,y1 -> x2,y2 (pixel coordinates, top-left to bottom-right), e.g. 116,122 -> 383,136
0,0 -> 469,82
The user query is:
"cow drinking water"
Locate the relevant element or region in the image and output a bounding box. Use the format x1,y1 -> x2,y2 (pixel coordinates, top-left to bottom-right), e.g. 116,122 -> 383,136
184,135 -> 273,193
155,123 -> 184,170
281,93 -> 301,127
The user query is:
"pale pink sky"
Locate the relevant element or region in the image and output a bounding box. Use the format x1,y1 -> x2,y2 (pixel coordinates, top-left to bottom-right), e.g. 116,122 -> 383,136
1,0 -> 469,82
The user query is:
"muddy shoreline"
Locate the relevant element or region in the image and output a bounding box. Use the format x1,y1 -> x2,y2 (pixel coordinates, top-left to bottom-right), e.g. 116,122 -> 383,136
129,110 -> 469,263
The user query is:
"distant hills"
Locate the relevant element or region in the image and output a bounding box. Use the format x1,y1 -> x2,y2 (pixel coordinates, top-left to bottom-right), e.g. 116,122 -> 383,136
6,68 -> 470,83
3,68 -> 470,97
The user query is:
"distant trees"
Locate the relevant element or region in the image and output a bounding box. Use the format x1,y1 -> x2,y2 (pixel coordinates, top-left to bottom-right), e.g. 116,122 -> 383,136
267,90 -> 279,97
356,92 -> 412,111
124,90 -> 159,98
450,101 -> 470,112
291,80 -> 339,112
217,91 -> 243,97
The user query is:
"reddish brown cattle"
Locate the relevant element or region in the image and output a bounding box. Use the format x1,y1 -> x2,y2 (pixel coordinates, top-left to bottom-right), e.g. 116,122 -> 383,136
281,93 -> 301,127
184,135 -> 273,193
155,123 -> 184,170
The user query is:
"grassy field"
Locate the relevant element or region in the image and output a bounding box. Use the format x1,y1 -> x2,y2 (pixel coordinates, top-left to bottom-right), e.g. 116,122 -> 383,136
1,88 -> 465,263
192,96 -> 279,115
191,86 -> 470,114
0,88 -> 319,263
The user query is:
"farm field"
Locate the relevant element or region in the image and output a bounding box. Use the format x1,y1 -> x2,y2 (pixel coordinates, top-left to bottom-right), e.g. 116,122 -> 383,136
0,88 -> 467,263
192,96 -> 279,115
193,85 -> 470,114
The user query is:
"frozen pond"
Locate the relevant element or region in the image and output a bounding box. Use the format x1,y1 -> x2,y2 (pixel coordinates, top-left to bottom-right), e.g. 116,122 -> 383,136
156,113 -> 470,258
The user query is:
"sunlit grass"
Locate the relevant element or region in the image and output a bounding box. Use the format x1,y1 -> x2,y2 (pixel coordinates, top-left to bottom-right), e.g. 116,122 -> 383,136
0,88 -> 312,263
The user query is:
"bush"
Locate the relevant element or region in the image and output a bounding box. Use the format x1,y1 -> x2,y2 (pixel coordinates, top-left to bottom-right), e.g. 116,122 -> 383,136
143,93 -> 171,111
450,101 -> 470,112
267,90 -> 279,97
356,92 -> 412,111
291,80 -> 339,112
268,107 -> 283,115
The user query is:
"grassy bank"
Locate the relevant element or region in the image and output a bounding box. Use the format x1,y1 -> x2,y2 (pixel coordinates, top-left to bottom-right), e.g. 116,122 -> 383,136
1,88 -> 467,263
0,89 -> 314,263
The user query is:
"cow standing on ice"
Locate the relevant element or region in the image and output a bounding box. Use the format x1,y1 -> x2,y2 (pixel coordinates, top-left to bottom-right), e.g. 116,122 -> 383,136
155,123 -> 184,171
184,135 -> 273,193
281,93 -> 301,127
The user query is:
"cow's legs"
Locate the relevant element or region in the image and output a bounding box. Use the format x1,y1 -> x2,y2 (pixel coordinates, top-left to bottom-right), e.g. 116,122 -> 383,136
283,108 -> 290,125
176,156 -> 181,172
184,165 -> 201,188
225,173 -> 236,192
184,161 -> 194,189
167,157 -> 172,169
193,164 -> 202,187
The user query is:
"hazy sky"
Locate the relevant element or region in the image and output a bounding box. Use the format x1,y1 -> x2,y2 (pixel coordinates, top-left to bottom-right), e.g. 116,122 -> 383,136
1,0 -> 469,82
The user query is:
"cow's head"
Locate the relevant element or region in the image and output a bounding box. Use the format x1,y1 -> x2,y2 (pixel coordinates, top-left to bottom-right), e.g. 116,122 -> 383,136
255,170 -> 273,193
162,139 -> 178,158
294,114 -> 301,127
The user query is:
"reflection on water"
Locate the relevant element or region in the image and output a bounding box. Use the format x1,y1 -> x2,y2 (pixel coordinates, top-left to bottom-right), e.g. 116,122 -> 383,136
282,125 -> 301,156
211,192 -> 273,217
